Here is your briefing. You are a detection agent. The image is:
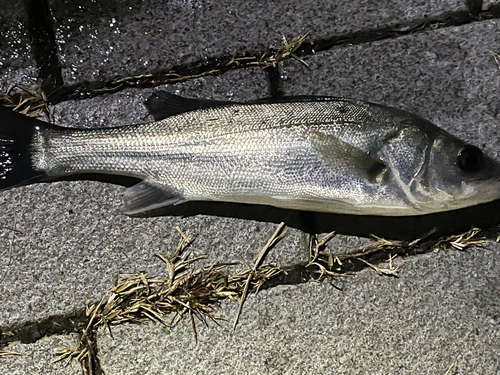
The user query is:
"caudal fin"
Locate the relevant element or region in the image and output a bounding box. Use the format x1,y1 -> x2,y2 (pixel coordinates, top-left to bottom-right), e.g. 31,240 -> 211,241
0,106 -> 51,191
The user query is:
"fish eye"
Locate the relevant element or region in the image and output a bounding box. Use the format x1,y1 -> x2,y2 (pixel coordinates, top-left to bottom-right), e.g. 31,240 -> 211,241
457,145 -> 484,172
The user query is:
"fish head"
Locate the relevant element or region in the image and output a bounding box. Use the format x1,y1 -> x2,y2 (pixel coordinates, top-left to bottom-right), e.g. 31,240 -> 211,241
415,131 -> 500,212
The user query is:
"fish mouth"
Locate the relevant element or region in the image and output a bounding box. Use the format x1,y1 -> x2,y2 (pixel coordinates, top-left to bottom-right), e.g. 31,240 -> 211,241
412,177 -> 500,214
451,180 -> 500,210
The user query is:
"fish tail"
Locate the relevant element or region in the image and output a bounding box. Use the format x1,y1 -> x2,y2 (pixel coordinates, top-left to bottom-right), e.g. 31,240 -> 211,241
0,106 -> 53,191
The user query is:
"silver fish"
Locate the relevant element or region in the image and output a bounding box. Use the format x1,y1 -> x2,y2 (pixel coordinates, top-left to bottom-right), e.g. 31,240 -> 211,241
1,92 -> 500,216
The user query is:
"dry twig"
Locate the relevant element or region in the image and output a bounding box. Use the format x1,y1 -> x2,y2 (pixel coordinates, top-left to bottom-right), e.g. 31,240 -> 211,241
261,32 -> 310,68
232,221 -> 286,330
306,227 -> 489,280
489,50 -> 500,71
443,362 -> 455,375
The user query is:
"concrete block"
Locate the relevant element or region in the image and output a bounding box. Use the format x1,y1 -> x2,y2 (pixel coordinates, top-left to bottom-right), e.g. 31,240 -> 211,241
48,0 -> 467,84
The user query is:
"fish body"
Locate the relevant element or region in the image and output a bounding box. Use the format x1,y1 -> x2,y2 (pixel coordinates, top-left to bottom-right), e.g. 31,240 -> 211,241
1,92 -> 500,216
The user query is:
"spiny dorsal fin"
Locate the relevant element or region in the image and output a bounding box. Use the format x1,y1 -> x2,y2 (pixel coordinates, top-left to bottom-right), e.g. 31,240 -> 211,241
144,91 -> 236,121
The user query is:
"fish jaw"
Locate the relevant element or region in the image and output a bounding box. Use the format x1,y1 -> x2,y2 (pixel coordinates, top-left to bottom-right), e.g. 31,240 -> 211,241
427,176 -> 500,213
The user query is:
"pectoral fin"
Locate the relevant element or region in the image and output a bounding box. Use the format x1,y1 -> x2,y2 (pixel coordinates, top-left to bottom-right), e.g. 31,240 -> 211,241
308,130 -> 386,183
122,181 -> 186,214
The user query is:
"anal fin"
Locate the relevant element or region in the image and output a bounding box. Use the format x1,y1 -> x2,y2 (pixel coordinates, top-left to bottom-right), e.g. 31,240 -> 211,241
122,181 -> 186,215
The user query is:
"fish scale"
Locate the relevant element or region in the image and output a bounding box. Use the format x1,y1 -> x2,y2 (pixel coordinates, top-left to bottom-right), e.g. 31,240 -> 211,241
1,92 -> 500,216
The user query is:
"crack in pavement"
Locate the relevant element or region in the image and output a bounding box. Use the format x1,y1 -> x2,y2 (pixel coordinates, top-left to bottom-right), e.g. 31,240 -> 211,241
16,3 -> 500,104
0,309 -> 86,346
22,0 -> 63,96
266,65 -> 285,98
0,264 -> 309,348
1,224 -> 492,349
467,0 -> 483,15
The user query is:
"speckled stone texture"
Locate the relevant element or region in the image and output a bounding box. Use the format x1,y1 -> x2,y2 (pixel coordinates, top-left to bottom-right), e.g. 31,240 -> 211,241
1,0 -> 500,374
48,0 -> 467,84
483,0 -> 500,11
95,248 -> 500,375
0,334 -> 80,375
0,2 -> 37,92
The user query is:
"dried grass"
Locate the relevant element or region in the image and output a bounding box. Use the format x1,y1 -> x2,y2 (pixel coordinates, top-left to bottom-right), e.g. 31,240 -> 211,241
54,225 -> 284,373
307,227 -> 490,280
0,83 -> 52,120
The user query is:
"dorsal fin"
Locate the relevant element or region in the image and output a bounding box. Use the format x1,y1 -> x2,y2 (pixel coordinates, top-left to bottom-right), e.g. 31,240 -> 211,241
144,91 -> 236,121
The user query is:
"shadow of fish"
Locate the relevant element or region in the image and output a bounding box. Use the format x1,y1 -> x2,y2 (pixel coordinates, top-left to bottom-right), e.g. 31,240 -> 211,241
1,92 -> 499,216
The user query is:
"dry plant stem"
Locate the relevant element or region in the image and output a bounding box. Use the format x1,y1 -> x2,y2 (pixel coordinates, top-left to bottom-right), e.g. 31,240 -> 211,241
433,228 -> 485,251
489,50 -> 500,71
0,349 -> 20,357
357,254 -> 399,276
443,362 -> 455,375
306,231 -> 342,280
53,347 -> 84,365
79,333 -> 100,375
263,32 -> 310,68
306,231 -> 336,268
0,83 -> 52,120
226,32 -> 311,70
1,35 -> 311,104
232,220 -> 287,330
50,224 -> 492,374
54,223 -> 289,372
307,227 -> 489,281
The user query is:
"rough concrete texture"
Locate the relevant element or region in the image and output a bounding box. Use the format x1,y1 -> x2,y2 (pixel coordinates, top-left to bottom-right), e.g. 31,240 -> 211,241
51,67 -> 269,129
0,181 -> 305,326
483,0 -> 500,11
0,3 -> 33,69
2,247 -> 499,374
1,0 -> 500,374
0,2 -> 37,92
96,247 -> 500,375
0,333 -> 80,375
0,68 -> 307,328
49,0 -> 467,84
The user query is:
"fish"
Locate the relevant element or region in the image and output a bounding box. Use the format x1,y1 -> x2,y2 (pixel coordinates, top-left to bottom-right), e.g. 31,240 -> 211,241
1,92 -> 500,216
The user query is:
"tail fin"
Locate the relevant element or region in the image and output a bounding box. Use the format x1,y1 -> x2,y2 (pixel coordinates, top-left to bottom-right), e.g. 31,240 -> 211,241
0,106 -> 52,191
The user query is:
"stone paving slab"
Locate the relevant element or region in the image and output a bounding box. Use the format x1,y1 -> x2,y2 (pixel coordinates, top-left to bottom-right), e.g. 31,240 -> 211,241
1,1 -> 500,374
51,67 -> 269,129
483,1 -> 500,11
1,246 -> 498,374
49,0 -> 467,84
0,68 -> 307,328
92,247 -> 499,374
0,333 -> 80,375
0,2 -> 37,93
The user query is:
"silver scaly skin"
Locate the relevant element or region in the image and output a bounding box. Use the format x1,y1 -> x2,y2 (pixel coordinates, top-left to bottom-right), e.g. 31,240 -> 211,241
2,93 -> 500,216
